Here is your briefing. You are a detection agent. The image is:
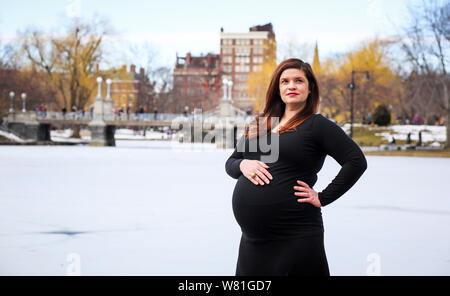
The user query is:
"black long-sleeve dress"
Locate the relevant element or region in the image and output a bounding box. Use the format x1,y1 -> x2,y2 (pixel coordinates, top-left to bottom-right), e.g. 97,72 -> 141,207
225,113 -> 367,276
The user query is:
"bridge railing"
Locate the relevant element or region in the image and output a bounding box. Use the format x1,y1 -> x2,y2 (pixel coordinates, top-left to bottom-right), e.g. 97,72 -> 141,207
33,111 -> 251,124
34,111 -> 191,122
35,111 -> 93,120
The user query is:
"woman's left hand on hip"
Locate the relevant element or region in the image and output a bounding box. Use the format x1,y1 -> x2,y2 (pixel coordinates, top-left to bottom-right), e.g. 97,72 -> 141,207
294,180 -> 322,208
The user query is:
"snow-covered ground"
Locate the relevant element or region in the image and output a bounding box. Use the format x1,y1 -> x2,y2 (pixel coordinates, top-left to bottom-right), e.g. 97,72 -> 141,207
342,123 -> 446,145
376,125 -> 446,144
0,140 -> 449,276
1,124 -> 446,146
49,128 -> 172,143
0,130 -> 28,143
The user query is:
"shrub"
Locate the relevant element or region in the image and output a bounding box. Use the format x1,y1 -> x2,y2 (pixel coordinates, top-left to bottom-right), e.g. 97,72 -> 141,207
373,105 -> 391,126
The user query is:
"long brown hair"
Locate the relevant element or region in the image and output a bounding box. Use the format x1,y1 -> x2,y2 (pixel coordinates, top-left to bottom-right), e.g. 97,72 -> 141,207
245,58 -> 320,139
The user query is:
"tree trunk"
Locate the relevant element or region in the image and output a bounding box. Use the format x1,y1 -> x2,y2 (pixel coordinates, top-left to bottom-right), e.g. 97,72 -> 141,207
446,112 -> 450,149
71,125 -> 81,139
442,77 -> 449,148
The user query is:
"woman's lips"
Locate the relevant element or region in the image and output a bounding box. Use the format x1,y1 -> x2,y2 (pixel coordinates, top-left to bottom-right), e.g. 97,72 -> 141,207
287,93 -> 298,96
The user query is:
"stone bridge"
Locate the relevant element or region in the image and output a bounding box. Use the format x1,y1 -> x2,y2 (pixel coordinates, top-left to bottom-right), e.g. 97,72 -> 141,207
2,79 -> 249,148
3,106 -> 249,149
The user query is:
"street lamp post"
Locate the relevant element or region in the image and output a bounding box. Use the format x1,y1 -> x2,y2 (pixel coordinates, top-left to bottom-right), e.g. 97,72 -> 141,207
21,93 -> 27,113
347,70 -> 370,138
222,78 -> 229,101
96,77 -> 103,120
96,77 -> 103,97
106,79 -> 112,100
227,80 -> 233,102
105,79 -> 112,120
9,91 -> 15,113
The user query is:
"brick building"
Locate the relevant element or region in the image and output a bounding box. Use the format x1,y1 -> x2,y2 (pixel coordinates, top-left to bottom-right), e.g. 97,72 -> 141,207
107,65 -> 154,113
220,23 -> 276,111
172,23 -> 276,114
172,53 -> 221,113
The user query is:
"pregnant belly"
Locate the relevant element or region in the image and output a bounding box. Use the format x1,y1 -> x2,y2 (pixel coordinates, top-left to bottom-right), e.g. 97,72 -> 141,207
232,175 -> 323,239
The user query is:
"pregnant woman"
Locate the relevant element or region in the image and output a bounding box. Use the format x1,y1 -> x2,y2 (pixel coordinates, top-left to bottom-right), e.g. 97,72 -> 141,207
225,58 -> 367,276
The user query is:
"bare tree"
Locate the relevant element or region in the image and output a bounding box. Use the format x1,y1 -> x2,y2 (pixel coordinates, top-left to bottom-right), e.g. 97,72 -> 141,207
19,18 -> 109,136
122,42 -> 175,113
278,37 -> 314,63
0,40 -> 59,120
399,0 -> 450,146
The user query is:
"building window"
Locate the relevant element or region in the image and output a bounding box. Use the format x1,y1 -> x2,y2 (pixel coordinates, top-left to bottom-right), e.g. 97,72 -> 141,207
253,47 -> 263,54
235,65 -> 250,72
253,65 -> 262,72
235,74 -> 248,82
222,56 -> 232,64
236,56 -> 250,64
222,48 -> 233,54
236,39 -> 250,45
253,56 -> 263,63
222,75 -> 232,81
235,47 -> 250,55
222,39 -> 233,45
223,65 -> 232,72
235,83 -> 247,91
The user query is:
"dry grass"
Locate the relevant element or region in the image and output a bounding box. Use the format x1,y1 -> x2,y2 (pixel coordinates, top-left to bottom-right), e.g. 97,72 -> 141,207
0,135 -> 12,142
352,126 -> 390,146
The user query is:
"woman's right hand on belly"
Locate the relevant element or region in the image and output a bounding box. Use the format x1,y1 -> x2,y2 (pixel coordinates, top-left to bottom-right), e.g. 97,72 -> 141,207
239,159 -> 273,185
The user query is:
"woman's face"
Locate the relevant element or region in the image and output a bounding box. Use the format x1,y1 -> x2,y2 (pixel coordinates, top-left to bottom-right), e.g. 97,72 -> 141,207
279,68 -> 310,110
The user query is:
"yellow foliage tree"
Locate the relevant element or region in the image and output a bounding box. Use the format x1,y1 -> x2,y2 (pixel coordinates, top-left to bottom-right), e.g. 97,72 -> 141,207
248,38 -> 277,113
21,19 -> 109,137
319,38 -> 401,124
21,19 -> 107,113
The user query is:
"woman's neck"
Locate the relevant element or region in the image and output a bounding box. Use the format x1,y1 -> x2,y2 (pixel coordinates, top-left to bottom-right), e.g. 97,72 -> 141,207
281,103 -> 304,123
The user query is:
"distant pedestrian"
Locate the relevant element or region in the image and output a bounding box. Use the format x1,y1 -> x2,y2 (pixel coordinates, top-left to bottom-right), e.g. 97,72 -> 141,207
406,132 -> 411,144
119,106 -> 125,120
136,106 -> 144,120
418,131 -> 422,146
71,106 -> 77,119
62,107 -> 67,120
153,107 -> 158,120
126,105 -> 131,120
38,104 -> 44,117
390,136 -> 396,145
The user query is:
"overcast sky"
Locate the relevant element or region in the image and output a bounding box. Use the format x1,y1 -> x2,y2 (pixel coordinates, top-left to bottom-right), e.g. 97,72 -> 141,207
0,0 -> 424,68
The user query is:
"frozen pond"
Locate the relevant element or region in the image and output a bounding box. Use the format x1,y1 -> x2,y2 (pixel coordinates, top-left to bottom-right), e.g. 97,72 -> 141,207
0,140 -> 449,275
